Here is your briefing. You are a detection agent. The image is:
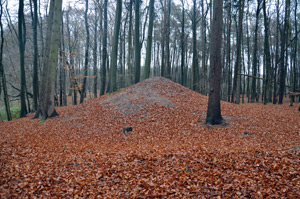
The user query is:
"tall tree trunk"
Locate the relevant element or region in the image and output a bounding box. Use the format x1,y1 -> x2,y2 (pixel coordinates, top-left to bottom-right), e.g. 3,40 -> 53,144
226,0 -> 231,102
292,0 -> 297,104
206,0 -> 223,125
30,0 -> 39,111
165,0 -> 171,79
110,0 -> 122,92
100,0 -> 107,96
34,0 -> 62,120
251,0 -> 261,103
144,0 -> 155,79
93,1 -> 99,98
279,0 -> 290,104
180,0 -> 185,86
161,0 -> 166,77
0,2 -> 12,121
127,0 -> 133,85
60,13 -> 67,106
18,0 -> 27,118
80,0 -> 90,103
231,0 -> 245,104
201,0 -> 208,95
134,0 -> 141,83
263,0 -> 271,104
192,0 -> 199,92
246,1 -> 250,103
273,0 -> 280,104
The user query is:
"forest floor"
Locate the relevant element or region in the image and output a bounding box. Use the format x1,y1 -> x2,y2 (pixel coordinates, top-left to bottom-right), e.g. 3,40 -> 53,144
0,77 -> 300,198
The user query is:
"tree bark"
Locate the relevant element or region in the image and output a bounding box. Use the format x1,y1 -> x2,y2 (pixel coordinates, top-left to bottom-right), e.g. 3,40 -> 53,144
34,0 -> 62,120
110,0 -> 122,92
231,0 -> 245,104
279,0 -> 290,104
100,0 -> 107,96
80,0 -> 90,103
18,0 -> 27,118
93,1 -> 99,98
0,2 -> 12,121
144,0 -> 155,79
134,0 -> 141,83
206,0 -> 223,125
251,0 -> 261,103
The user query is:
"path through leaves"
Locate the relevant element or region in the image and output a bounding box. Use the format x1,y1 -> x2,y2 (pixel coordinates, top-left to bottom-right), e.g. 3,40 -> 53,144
1,77 -> 299,197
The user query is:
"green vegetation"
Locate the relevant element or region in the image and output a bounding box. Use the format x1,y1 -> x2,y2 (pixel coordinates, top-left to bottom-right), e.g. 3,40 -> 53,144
0,105 -> 21,121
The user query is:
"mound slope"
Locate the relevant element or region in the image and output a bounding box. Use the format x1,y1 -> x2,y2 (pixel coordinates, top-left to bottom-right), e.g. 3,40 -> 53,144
0,77 -> 299,197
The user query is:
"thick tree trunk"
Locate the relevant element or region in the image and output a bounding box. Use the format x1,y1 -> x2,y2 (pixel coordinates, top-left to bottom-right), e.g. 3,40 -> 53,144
110,0 -> 122,92
34,0 -> 62,120
206,0 -> 223,125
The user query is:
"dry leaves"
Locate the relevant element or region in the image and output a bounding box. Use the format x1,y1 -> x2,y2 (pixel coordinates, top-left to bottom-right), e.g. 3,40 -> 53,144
1,77 -> 299,197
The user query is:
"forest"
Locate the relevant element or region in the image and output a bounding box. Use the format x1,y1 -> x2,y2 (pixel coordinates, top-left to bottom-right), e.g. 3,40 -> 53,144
0,0 -> 299,120
0,0 -> 300,197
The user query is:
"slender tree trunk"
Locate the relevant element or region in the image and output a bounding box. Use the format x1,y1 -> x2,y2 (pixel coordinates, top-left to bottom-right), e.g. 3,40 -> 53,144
144,0 -> 155,79
0,3 -> 12,121
273,0 -> 280,104
127,0 -> 133,86
292,0 -> 297,104
93,1 -> 99,98
226,0 -> 231,102
165,0 -> 171,79
279,0 -> 290,104
180,0 -> 185,86
206,0 -> 223,125
263,0 -> 271,104
201,0 -> 208,94
110,0 -> 122,92
134,0 -> 141,83
80,0 -> 90,103
161,0 -> 166,77
231,0 -> 245,104
60,13 -> 67,106
251,0 -> 261,103
18,0 -> 27,118
30,0 -> 39,111
192,0 -> 199,92
100,0 -> 107,96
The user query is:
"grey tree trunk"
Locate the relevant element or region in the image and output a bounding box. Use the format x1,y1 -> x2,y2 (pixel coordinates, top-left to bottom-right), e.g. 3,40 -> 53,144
144,0 -> 155,79
93,1 -> 99,98
165,0 -> 171,79
34,0 -> 62,120
263,0 -> 272,104
192,0 -> 200,92
161,0 -> 166,77
231,0 -> 245,104
180,0 -> 185,86
206,0 -> 223,125
110,0 -> 122,92
0,3 -> 12,121
30,0 -> 39,111
279,0 -> 290,104
127,0 -> 133,85
80,0 -> 90,103
100,0 -> 107,96
134,0 -> 141,83
18,0 -> 27,118
251,0 -> 261,103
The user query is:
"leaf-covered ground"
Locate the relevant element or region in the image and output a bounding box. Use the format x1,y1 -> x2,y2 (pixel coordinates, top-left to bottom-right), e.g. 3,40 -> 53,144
1,77 -> 299,198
